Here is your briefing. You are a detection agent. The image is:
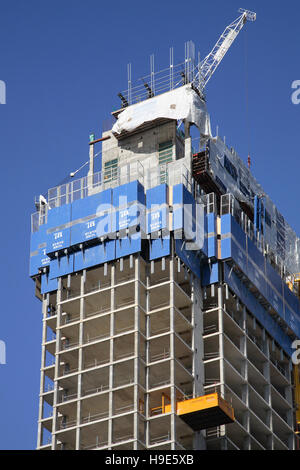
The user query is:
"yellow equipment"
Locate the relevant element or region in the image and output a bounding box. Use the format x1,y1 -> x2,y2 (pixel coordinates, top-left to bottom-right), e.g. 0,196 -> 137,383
163,392 -> 234,431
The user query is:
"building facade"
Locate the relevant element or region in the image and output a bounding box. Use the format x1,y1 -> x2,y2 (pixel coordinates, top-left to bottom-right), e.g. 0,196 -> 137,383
30,83 -> 300,450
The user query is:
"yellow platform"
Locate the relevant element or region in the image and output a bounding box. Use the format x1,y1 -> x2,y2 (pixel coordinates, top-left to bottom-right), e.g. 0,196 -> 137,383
164,393 -> 235,431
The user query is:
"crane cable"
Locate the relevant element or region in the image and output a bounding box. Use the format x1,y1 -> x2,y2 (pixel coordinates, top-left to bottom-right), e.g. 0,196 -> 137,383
244,28 -> 251,170
41,150 -> 102,200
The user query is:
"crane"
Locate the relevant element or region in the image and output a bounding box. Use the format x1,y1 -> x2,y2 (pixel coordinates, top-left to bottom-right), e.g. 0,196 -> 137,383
194,8 -> 256,97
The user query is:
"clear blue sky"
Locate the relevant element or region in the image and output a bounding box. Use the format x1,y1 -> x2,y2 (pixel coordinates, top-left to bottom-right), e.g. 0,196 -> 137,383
0,0 -> 299,449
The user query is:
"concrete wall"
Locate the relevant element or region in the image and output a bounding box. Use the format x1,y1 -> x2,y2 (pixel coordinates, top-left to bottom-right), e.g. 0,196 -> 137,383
101,121 -> 184,174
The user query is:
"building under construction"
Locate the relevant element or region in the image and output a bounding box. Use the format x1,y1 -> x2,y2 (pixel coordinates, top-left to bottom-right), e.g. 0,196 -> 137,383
30,9 -> 300,450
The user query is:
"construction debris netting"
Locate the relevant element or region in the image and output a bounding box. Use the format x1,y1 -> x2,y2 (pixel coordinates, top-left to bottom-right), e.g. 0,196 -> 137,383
112,84 -> 212,138
208,137 -> 300,276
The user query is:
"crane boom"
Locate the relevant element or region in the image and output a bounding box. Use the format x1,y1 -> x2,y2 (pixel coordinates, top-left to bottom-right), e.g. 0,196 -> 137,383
194,9 -> 256,95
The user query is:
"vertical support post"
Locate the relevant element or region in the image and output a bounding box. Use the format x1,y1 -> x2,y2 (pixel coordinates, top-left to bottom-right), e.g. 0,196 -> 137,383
184,120 -> 192,176
145,262 -> 150,448
75,271 -> 85,449
192,274 -> 206,450
37,296 -> 48,448
170,242 -> 176,449
218,285 -> 224,397
150,54 -> 155,96
134,255 -> 140,449
108,263 -> 115,448
51,279 -> 62,450
87,134 -> 95,192
170,47 -> 174,90
217,284 -> 226,439
127,63 -> 132,106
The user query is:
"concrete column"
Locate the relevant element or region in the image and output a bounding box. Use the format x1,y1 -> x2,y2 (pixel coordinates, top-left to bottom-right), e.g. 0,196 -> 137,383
217,286 -> 225,397
75,272 -> 85,449
288,432 -> 295,450
170,248 -> 176,449
242,410 -> 250,432
243,435 -> 251,450
108,263 -> 115,448
220,437 -> 228,450
266,433 -> 274,450
37,296 -> 48,448
52,280 -> 62,449
145,263 -> 150,448
242,384 -> 249,407
192,275 -> 204,397
192,275 -> 206,450
133,255 -> 140,449
265,409 -> 272,431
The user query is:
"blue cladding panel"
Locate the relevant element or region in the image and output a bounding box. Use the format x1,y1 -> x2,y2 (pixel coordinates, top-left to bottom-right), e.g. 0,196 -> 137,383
71,189 -> 113,245
146,184 -> 168,209
41,273 -> 58,294
231,216 -> 247,251
30,225 -> 50,276
202,261 -> 219,286
116,203 -> 145,232
284,283 -> 300,316
206,213 -> 216,258
46,204 -> 72,255
207,212 -> 216,234
173,184 -> 196,233
202,213 -> 208,257
221,215 -> 248,262
285,306 -> 300,338
221,213 -> 231,235
220,237 -> 231,259
221,214 -> 246,250
72,189 -> 112,220
173,184 -> 206,255
147,185 -> 169,234
49,254 -> 74,279
231,239 -> 248,274
207,237 -> 216,258
224,263 -> 293,356
149,237 -> 170,260
113,181 -> 145,233
247,239 -> 263,268
265,262 -> 282,297
175,239 -> 200,278
147,207 -> 168,233
113,181 -> 145,207
221,214 -> 300,338
247,256 -> 268,299
74,241 -> 116,271
173,183 -> 194,206
116,233 -> 142,258
268,286 -> 283,317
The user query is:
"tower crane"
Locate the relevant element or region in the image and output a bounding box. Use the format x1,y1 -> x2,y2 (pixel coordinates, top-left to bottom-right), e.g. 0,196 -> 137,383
194,8 -> 256,97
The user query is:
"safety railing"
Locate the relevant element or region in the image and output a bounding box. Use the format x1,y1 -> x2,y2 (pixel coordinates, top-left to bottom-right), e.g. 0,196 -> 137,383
150,350 -> 170,363
83,332 -> 110,345
31,159 -> 192,232
59,391 -> 77,403
85,306 -> 111,319
150,433 -> 171,445
83,384 -> 109,397
81,410 -> 109,424
81,440 -> 108,450
113,433 -> 134,444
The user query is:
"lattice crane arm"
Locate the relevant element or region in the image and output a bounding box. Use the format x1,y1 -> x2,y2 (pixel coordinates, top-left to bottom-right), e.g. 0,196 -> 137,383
194,9 -> 256,94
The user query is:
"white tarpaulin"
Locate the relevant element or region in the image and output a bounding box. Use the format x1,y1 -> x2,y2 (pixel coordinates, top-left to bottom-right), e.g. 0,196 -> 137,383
112,84 -> 211,137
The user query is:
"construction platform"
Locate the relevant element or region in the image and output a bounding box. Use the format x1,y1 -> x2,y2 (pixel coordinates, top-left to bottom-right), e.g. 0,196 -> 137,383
164,393 -> 235,431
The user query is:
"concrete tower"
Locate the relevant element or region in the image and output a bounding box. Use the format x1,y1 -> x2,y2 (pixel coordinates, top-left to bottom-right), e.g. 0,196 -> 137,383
30,77 -> 299,451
